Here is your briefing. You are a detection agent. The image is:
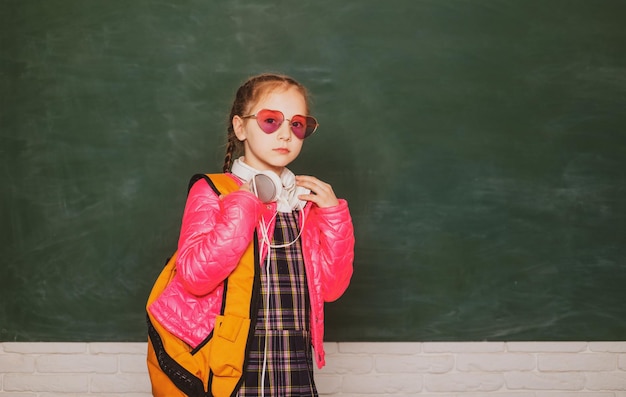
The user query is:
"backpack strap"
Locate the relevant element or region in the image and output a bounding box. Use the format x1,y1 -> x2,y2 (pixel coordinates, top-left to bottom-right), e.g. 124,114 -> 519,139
188,173 -> 239,196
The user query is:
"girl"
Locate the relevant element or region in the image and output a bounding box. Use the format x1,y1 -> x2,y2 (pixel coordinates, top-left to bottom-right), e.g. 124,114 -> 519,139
148,73 -> 354,396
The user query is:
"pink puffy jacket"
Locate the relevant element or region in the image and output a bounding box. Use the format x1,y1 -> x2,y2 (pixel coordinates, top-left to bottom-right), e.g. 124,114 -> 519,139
149,174 -> 354,368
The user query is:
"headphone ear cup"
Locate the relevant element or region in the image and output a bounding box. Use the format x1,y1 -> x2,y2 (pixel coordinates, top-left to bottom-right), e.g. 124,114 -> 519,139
252,172 -> 282,203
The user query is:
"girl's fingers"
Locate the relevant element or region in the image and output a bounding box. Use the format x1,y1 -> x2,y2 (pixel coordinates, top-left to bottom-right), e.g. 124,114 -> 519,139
295,175 -> 339,208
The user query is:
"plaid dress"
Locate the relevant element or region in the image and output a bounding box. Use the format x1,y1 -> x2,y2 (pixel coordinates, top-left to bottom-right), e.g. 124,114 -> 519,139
237,211 -> 318,397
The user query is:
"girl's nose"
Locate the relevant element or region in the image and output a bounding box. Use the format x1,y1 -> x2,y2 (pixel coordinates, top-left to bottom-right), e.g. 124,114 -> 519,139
276,121 -> 292,141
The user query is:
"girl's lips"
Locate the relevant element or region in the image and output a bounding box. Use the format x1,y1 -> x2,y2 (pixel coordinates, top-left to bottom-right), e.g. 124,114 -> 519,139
273,148 -> 290,154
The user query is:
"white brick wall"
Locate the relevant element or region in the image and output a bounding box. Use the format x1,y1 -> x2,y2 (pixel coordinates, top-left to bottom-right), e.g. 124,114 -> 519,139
1,342 -> 625,396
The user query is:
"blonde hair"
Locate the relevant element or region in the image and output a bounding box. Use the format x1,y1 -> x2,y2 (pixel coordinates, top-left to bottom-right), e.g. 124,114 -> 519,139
222,73 -> 311,173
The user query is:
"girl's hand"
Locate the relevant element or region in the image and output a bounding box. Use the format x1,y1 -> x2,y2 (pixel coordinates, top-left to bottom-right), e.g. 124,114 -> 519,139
295,175 -> 339,208
239,181 -> 252,193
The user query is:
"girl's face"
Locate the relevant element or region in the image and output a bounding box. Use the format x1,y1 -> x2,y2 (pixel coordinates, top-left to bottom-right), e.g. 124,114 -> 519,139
233,86 -> 306,175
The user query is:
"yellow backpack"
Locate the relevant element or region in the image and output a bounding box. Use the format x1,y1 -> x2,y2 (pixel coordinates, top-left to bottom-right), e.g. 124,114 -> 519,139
146,174 -> 259,397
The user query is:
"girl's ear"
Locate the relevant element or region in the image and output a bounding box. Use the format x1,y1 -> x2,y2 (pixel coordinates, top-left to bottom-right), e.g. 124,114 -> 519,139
232,115 -> 246,142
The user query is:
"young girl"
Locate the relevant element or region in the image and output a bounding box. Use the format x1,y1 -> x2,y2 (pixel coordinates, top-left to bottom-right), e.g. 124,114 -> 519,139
148,73 -> 354,396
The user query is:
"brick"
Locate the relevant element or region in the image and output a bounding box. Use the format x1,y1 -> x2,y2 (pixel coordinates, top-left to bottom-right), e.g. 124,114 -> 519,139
457,393 -> 535,397
323,341 -> 339,355
586,372 -> 626,391
538,353 -> 616,371
342,374 -> 422,394
457,353 -> 535,372
0,393 -> 38,397
2,342 -> 87,354
328,394 -> 422,397
339,342 -> 421,355
507,342 -> 587,353
90,373 -> 152,393
590,342 -> 626,353
536,393 -> 616,397
43,394 -> 152,397
505,371 -> 585,390
4,374 -> 89,392
314,373 -> 343,394
36,353 -> 118,373
620,354 -> 626,370
317,354 -> 374,375
0,353 -> 36,373
424,373 -> 504,392
423,341 -> 505,353
89,342 -> 147,354
376,354 -> 453,374
120,353 -> 150,373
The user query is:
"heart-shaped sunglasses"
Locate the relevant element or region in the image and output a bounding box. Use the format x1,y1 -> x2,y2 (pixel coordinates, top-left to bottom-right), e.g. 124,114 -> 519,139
241,109 -> 318,140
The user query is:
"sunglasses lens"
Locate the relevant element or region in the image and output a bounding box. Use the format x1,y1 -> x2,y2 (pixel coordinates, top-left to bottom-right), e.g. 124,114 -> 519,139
256,109 -> 284,134
290,115 -> 318,139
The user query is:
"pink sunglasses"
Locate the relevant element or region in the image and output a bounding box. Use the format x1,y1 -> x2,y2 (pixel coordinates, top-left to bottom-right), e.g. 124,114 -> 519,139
241,109 -> 319,139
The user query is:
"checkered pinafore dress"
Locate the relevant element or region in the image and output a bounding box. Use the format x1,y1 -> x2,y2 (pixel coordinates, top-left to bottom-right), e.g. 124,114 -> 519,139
237,211 -> 318,396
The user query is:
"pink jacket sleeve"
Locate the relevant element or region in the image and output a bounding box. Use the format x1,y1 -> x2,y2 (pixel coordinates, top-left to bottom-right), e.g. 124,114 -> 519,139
176,179 -> 264,296
306,199 -> 355,302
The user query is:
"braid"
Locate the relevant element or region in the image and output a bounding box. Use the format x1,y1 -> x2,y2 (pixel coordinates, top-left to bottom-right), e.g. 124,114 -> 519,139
222,73 -> 310,172
222,133 -> 238,173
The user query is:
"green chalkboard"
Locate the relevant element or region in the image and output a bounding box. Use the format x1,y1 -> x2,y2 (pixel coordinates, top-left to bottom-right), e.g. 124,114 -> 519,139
1,0 -> 625,342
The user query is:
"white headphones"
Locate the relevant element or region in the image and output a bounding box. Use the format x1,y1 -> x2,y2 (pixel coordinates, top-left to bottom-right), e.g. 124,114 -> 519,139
231,157 -> 309,212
